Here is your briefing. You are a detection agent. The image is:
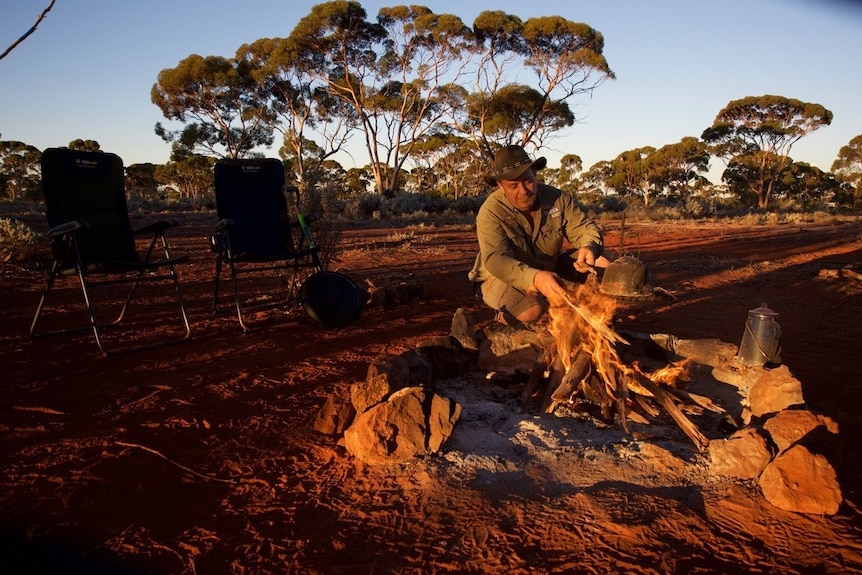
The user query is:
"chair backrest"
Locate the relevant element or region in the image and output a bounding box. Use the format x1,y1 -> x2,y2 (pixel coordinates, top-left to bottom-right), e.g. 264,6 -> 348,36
40,148 -> 138,265
214,158 -> 291,258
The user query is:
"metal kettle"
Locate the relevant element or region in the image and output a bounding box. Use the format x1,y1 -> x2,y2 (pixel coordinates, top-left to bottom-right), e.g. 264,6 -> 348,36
737,303 -> 782,366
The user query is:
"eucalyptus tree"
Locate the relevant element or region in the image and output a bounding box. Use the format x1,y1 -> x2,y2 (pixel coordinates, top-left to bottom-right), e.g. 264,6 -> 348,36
125,163 -> 159,203
831,134 -> 862,201
151,54 -> 275,159
647,137 -> 711,202
67,139 -> 101,152
776,161 -> 841,209
701,95 -> 832,210
0,140 -> 41,200
465,84 -> 574,154
287,2 -> 472,197
579,160 -> 614,197
466,11 -> 614,160
605,146 -> 659,205
153,154 -> 216,201
554,153 -> 583,193
238,36 -> 355,190
408,132 -> 481,199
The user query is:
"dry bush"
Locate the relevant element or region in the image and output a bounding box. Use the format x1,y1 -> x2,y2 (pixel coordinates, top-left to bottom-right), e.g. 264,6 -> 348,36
0,217 -> 42,263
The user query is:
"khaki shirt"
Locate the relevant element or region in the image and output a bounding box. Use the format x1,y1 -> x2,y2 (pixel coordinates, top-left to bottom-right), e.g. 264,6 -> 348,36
468,183 -> 603,292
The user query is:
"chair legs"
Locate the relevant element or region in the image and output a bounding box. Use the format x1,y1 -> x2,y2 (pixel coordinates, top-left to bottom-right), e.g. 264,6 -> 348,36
212,257 -> 322,333
30,262 -> 191,356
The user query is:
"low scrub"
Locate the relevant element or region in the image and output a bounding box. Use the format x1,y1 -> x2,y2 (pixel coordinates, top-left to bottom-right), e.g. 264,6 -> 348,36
0,217 -> 42,263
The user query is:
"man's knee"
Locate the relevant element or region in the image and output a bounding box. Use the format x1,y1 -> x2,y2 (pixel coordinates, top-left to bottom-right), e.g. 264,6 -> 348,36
515,302 -> 545,323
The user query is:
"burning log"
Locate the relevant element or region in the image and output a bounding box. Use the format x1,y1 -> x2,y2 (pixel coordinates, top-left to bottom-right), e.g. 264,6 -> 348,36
541,346 -> 591,413
526,285 -> 716,452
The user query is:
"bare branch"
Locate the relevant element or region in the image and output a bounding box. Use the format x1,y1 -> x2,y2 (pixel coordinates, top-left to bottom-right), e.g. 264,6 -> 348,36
0,0 -> 57,61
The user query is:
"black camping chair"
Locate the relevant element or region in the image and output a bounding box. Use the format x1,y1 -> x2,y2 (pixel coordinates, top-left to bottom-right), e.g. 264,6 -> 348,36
211,158 -> 363,331
30,148 -> 191,356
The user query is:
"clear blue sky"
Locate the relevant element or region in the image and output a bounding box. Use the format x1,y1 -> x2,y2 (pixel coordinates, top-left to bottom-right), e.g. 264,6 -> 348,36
2,0 -> 861,177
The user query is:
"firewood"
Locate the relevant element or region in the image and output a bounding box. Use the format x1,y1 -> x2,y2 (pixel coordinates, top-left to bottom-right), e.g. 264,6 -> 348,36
625,409 -> 650,425
520,345 -> 553,411
542,347 -> 592,413
819,267 -> 862,282
580,373 -> 613,407
560,293 -> 629,345
540,353 -> 568,413
665,387 -> 726,413
632,392 -> 660,418
841,268 -> 862,282
632,371 -> 710,452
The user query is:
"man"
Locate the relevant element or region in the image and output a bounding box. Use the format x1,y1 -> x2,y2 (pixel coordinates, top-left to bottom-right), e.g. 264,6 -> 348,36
468,145 -> 605,324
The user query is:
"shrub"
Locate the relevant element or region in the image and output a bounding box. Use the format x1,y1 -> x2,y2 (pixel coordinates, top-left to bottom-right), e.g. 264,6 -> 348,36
0,217 -> 42,262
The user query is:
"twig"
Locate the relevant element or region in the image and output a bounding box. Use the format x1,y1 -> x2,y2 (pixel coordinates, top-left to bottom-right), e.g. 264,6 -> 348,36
0,0 -> 57,61
561,292 -> 629,345
115,441 -> 237,484
13,405 -> 66,415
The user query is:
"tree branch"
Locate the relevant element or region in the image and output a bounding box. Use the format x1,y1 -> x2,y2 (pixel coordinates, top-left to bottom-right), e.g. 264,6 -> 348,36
0,0 -> 57,61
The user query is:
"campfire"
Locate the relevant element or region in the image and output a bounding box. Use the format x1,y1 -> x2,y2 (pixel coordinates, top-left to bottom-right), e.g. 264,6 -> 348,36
520,283 -> 719,452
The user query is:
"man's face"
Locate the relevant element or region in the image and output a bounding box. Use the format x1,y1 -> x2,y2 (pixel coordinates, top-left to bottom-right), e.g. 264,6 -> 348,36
499,170 -> 537,212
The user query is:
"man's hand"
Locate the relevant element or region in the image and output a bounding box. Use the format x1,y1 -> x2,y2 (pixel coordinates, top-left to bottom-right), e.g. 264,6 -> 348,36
532,270 -> 568,305
574,246 -> 597,273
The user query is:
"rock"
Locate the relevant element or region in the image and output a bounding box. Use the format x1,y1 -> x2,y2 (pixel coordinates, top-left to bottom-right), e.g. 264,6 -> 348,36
416,336 -> 477,379
476,322 -> 548,372
351,353 -> 412,414
343,386 -> 461,465
364,279 -> 427,307
367,353 -> 411,389
762,409 -> 839,454
747,365 -> 805,417
401,348 -> 434,387
350,374 -> 390,415
759,444 -> 842,515
708,427 -> 773,480
450,307 -> 479,350
428,393 -> 462,452
673,338 -> 738,367
313,394 -> 355,435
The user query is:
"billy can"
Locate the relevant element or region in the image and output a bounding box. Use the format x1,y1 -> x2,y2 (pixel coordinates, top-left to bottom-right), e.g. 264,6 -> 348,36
737,303 -> 782,366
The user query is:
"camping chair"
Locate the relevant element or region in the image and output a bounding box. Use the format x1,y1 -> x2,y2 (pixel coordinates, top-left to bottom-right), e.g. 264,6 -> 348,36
30,148 -> 191,356
211,158 -> 325,331
211,158 -> 363,331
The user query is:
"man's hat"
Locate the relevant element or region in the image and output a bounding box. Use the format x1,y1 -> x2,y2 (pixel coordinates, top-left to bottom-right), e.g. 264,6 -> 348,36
483,145 -> 547,186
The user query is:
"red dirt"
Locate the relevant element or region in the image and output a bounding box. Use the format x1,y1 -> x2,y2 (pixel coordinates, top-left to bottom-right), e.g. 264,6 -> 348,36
2,214 -> 861,574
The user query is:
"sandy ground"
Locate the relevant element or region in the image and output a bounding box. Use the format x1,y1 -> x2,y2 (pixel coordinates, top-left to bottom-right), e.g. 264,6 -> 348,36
1,212 -> 861,574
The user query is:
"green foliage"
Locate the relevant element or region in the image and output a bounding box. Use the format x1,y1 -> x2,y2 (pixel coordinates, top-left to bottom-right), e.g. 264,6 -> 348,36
702,95 -> 832,210
151,53 -> 275,158
67,139 -> 101,152
154,155 -> 216,201
344,192 -> 383,219
0,217 -> 42,262
0,141 -> 41,200
832,134 -> 862,199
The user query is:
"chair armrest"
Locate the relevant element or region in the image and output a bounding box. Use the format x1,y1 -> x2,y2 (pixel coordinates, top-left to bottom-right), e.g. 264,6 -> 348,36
47,220 -> 87,238
135,219 -> 180,236
215,218 -> 234,232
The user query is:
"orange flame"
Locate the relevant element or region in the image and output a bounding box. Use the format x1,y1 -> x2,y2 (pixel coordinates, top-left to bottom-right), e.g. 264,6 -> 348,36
548,286 -> 623,399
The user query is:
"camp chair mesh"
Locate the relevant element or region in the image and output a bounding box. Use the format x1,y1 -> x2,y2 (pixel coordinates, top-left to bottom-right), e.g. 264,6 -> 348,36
211,158 -> 326,331
30,148 -> 191,355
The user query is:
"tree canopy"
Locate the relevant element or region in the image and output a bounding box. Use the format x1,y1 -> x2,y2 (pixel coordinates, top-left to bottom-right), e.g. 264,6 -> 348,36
702,95 -> 832,209
149,2 -> 615,197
